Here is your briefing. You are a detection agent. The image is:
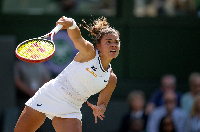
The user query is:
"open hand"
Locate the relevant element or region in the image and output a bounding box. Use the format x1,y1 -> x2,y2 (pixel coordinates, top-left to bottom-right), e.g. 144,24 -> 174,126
87,101 -> 105,123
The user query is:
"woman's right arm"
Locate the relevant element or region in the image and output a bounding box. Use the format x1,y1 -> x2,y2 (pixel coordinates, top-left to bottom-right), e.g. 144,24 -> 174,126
56,16 -> 95,59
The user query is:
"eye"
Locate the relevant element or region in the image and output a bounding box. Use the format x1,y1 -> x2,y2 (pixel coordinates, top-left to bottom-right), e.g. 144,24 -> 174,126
106,41 -> 111,44
115,40 -> 120,44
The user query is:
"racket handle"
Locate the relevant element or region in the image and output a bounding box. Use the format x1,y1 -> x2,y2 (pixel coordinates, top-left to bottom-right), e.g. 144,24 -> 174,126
52,24 -> 63,34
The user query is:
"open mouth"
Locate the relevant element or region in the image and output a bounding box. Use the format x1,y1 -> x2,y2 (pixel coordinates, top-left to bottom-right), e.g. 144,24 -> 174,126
110,50 -> 116,53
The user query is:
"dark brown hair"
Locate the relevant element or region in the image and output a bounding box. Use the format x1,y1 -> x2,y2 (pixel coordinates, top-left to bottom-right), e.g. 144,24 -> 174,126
80,16 -> 120,48
159,116 -> 176,132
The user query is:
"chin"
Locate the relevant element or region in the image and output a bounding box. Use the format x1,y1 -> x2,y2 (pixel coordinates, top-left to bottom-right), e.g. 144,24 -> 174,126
110,55 -> 119,59
109,52 -> 119,58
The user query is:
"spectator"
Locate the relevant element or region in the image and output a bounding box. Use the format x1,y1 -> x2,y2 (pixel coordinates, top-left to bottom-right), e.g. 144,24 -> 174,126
129,118 -> 146,132
146,91 -> 187,132
184,94 -> 200,132
181,72 -> 200,115
59,0 -> 78,13
159,116 -> 177,132
152,0 -> 185,16
145,74 -> 181,115
184,0 -> 196,15
75,0 -> 116,16
14,60 -> 51,110
119,90 -> 147,132
133,0 -> 147,17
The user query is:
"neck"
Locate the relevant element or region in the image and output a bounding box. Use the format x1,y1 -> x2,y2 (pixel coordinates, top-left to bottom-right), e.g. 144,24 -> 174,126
99,56 -> 112,71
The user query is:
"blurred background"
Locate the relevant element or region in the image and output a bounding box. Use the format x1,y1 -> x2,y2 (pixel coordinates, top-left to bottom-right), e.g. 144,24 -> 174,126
0,0 -> 200,131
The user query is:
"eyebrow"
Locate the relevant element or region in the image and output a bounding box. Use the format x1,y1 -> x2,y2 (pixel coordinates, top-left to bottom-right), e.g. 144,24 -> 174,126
105,39 -> 120,41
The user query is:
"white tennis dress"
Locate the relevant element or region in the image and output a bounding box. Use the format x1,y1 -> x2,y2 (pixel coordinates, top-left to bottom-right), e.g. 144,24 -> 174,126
25,50 -> 111,121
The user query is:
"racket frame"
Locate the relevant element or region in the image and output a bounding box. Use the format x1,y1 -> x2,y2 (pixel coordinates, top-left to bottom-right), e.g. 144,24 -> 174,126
15,38 -> 55,63
15,24 -> 63,63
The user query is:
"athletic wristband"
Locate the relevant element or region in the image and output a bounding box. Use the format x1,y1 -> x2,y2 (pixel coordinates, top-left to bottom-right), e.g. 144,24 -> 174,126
68,18 -> 77,29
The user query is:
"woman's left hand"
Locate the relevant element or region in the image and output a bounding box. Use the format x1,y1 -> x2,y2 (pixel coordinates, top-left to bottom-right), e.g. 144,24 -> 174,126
87,101 -> 105,123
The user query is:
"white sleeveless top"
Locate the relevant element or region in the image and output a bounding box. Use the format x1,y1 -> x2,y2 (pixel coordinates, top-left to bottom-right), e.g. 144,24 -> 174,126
54,50 -> 111,105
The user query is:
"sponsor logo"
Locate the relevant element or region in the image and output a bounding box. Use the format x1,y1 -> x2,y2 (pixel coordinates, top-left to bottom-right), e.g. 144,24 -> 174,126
86,68 -> 97,77
37,104 -> 42,106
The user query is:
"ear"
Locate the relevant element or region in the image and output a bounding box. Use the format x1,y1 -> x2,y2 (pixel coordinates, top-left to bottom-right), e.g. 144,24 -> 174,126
96,44 -> 101,50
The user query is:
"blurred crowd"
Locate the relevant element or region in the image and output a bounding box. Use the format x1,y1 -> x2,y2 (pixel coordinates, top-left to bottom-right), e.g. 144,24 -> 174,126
58,0 -> 200,17
133,0 -> 200,17
2,0 -> 200,17
119,73 -> 200,132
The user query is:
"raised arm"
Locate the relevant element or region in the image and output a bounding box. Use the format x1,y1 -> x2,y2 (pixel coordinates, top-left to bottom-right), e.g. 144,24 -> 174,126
87,71 -> 117,123
56,16 -> 95,61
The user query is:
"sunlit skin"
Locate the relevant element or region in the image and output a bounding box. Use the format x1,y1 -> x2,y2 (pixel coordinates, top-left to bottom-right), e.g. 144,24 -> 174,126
97,34 -> 120,70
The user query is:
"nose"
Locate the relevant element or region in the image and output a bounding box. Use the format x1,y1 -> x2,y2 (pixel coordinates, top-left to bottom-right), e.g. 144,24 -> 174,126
110,42 -> 117,47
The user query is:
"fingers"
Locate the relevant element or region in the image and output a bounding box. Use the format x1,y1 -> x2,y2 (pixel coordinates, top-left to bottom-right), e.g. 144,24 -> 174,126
87,101 -> 93,108
99,112 -> 105,118
94,112 -> 105,123
98,111 -> 105,120
94,109 -> 105,123
87,101 -> 105,123
56,16 -> 71,30
95,116 -> 97,123
95,114 -> 103,123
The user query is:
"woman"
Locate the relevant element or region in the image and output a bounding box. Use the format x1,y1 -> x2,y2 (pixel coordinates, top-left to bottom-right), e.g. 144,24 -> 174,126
159,116 -> 176,132
184,94 -> 200,132
119,90 -> 147,132
14,16 -> 120,132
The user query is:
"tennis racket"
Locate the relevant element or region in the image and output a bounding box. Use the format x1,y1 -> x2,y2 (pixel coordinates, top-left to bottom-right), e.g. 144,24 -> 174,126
15,24 -> 63,63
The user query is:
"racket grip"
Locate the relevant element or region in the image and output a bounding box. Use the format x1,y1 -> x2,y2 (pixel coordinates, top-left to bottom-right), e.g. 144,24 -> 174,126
52,24 -> 63,34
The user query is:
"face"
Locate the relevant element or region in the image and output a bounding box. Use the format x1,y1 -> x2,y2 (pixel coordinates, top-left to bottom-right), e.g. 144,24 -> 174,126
97,34 -> 120,59
164,93 -> 177,113
161,77 -> 176,92
191,78 -> 200,95
131,96 -> 144,111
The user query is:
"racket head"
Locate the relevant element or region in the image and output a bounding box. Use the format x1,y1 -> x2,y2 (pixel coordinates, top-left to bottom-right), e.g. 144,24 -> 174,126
15,38 -> 55,63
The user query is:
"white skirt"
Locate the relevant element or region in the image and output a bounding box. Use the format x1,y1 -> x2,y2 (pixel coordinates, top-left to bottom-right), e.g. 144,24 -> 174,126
25,79 -> 82,121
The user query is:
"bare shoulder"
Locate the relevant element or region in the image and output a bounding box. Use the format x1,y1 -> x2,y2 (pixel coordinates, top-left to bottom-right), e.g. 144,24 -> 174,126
74,40 -> 96,62
82,39 -> 95,55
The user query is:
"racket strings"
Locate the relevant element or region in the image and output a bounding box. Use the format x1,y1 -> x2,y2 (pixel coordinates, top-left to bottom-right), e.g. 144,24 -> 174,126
17,39 -> 54,60
24,41 -> 45,59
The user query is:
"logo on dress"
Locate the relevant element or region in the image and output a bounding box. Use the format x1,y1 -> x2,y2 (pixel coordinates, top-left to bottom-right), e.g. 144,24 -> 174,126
86,68 -> 97,77
91,66 -> 97,71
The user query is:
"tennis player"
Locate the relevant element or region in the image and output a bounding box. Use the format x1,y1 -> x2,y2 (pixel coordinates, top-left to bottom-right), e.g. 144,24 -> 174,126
14,16 -> 120,132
